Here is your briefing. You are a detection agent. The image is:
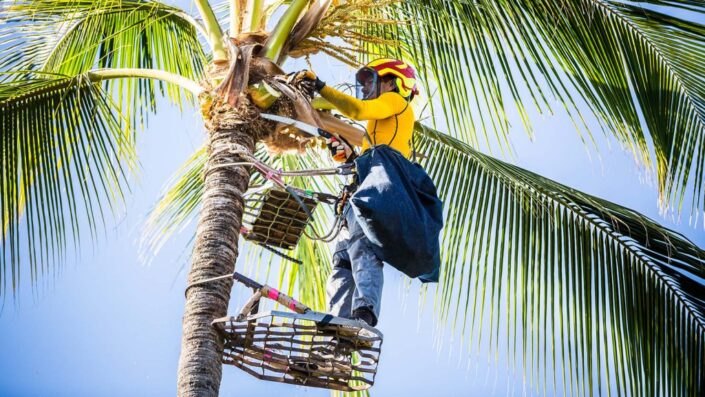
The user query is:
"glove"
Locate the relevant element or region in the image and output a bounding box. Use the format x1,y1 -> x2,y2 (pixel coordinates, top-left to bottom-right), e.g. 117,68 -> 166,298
297,70 -> 326,91
326,136 -> 353,162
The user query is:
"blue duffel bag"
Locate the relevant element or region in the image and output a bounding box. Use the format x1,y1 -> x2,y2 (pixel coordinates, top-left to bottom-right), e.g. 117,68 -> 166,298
350,145 -> 443,282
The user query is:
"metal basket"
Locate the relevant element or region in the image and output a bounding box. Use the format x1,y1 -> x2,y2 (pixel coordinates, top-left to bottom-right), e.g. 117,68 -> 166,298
213,273 -> 383,392
243,189 -> 318,250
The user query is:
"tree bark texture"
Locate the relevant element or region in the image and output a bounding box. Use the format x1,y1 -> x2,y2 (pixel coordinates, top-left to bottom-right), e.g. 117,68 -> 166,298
177,118 -> 255,396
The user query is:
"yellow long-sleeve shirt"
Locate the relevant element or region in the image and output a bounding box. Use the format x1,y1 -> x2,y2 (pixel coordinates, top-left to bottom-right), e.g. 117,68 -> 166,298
319,86 -> 415,158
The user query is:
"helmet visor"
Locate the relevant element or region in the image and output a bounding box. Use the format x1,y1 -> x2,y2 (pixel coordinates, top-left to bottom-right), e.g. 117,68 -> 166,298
355,67 -> 379,100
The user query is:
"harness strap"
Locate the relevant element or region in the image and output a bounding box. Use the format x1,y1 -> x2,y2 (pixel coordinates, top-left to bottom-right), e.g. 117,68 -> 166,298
386,101 -> 410,149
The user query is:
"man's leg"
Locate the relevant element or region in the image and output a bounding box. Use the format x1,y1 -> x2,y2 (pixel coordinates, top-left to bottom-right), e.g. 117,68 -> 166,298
326,251 -> 355,318
326,225 -> 355,318
346,209 -> 384,326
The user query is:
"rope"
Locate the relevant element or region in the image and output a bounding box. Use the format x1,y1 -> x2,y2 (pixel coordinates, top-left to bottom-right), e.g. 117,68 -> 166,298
304,213 -> 344,242
209,161 -> 257,170
184,273 -> 234,298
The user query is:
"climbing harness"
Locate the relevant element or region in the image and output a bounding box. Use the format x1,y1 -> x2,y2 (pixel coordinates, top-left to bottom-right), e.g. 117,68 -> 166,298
211,272 -> 383,392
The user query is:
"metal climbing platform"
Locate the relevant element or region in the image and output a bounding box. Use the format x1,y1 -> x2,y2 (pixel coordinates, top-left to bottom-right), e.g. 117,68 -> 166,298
212,272 -> 383,392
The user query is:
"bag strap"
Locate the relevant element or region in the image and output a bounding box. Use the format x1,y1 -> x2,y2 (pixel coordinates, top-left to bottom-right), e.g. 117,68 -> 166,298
411,131 -> 417,163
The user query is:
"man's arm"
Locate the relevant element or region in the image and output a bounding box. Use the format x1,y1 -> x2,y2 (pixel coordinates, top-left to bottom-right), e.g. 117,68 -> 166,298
319,86 -> 406,121
317,111 -> 365,147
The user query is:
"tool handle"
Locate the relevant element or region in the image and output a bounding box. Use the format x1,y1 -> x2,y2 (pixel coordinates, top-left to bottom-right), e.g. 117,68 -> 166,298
260,285 -> 310,314
233,272 -> 310,314
233,272 -> 263,290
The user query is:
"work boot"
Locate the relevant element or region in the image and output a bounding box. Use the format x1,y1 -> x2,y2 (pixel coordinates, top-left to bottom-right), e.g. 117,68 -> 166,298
351,306 -> 377,327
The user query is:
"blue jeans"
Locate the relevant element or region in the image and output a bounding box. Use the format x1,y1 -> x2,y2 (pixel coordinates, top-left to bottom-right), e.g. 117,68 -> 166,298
326,205 -> 384,321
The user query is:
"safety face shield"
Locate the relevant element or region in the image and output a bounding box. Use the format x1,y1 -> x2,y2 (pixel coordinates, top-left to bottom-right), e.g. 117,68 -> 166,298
355,67 -> 379,100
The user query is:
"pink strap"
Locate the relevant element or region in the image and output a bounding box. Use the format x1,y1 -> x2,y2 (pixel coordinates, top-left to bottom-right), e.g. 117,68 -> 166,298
267,288 -> 280,301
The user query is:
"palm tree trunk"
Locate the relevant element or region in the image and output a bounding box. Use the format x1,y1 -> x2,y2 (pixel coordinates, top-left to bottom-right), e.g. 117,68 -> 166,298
177,117 -> 255,396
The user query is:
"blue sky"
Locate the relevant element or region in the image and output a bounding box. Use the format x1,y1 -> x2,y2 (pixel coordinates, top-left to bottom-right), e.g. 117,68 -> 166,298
1,2 -> 704,397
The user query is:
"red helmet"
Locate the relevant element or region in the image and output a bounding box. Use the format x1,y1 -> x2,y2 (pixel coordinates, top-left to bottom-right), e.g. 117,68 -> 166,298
355,58 -> 420,100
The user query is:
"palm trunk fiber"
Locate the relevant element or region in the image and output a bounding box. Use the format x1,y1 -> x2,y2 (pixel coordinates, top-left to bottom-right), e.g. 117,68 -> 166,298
177,122 -> 255,396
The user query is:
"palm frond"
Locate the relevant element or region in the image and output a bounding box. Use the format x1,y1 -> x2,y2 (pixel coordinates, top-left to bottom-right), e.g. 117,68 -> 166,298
0,0 -> 207,122
602,2 -> 705,214
306,0 -> 705,216
416,122 -> 705,395
0,72 -> 134,295
140,144 -> 207,263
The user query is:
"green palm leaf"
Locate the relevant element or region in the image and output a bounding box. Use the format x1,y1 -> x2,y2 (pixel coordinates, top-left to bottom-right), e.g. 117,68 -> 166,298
141,144 -> 207,261
416,123 -> 705,395
310,0 -> 705,216
0,72 -> 134,295
0,0 -> 208,295
1,0 -> 207,121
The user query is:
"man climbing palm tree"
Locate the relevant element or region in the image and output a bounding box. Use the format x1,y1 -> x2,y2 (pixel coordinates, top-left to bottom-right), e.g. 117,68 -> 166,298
301,58 -> 427,327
